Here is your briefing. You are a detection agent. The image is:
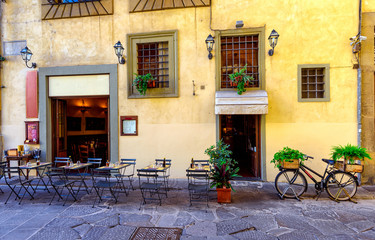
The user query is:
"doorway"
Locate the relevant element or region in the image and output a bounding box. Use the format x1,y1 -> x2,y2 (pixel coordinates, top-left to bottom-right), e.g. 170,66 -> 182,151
51,97 -> 109,166
220,115 -> 261,179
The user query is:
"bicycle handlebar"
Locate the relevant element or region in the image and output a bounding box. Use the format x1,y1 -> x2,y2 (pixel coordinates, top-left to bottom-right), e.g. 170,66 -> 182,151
304,155 -> 314,160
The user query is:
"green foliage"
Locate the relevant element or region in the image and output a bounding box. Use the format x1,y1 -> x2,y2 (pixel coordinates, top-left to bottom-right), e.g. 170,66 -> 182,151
205,139 -> 240,190
228,64 -> 254,95
331,144 -> 372,164
132,73 -> 155,96
271,147 -> 306,168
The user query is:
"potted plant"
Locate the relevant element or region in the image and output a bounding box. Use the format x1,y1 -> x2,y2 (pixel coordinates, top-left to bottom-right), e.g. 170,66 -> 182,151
271,147 -> 306,169
205,139 -> 240,203
228,64 -> 254,95
132,73 -> 155,96
331,144 -> 372,173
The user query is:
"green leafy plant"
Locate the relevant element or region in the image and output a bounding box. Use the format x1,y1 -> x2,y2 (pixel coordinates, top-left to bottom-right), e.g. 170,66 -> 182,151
331,144 -> 372,164
205,139 -> 240,190
271,147 -> 306,168
228,64 -> 254,95
132,73 -> 155,96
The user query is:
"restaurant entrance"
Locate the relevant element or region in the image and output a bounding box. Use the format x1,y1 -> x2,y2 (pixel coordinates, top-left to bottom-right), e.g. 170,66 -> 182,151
51,97 -> 109,166
220,115 -> 261,179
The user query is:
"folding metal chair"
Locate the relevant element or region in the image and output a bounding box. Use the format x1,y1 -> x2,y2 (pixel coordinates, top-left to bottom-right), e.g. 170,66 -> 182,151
53,157 -> 72,167
186,169 -> 210,207
2,166 -> 35,204
115,158 -> 136,190
45,167 -> 78,206
137,169 -> 163,208
91,169 -> 119,208
155,158 -> 171,194
87,158 -> 102,168
0,161 -> 6,194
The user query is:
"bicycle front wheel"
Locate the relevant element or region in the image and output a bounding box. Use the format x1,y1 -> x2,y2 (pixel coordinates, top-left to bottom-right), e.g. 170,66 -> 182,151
275,169 -> 307,198
326,171 -> 358,201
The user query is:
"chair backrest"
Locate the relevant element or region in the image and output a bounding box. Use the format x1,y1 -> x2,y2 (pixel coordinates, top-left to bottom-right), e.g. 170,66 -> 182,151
186,169 -> 210,184
119,158 -> 136,176
87,158 -> 102,168
2,166 -> 22,182
54,157 -> 71,167
155,159 -> 171,167
137,169 -> 159,183
91,168 -> 111,183
78,145 -> 89,162
191,159 -> 210,169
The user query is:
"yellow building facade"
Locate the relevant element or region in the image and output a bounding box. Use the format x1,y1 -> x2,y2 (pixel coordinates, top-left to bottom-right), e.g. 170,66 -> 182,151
0,0 -> 361,181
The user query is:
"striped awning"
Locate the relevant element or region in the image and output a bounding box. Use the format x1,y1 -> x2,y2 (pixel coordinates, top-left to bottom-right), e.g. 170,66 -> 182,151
130,0 -> 210,13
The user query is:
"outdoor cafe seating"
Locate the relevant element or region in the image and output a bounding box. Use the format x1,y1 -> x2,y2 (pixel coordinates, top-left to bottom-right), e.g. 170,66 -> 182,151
186,159 -> 210,207
2,165 -> 36,204
137,160 -> 171,207
45,166 -> 78,206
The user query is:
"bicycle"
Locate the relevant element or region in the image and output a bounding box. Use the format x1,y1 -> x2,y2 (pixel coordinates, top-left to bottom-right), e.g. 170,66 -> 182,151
274,156 -> 359,203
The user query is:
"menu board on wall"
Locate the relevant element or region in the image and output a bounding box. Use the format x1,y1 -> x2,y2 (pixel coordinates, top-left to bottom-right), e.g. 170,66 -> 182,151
24,121 -> 39,144
121,116 -> 138,136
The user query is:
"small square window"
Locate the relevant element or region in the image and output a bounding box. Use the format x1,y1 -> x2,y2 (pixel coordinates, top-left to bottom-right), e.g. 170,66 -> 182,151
298,64 -> 330,102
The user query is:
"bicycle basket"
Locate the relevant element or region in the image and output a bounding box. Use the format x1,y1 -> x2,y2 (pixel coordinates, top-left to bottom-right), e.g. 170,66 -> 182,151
280,159 -> 300,169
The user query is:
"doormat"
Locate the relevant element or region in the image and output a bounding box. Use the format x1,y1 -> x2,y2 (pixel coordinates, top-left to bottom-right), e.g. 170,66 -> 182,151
131,227 -> 183,240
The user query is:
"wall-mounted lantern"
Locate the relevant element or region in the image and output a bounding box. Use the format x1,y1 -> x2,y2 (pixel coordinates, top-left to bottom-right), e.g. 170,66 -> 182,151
205,34 -> 215,60
113,41 -> 125,64
20,46 -> 36,68
268,29 -> 279,56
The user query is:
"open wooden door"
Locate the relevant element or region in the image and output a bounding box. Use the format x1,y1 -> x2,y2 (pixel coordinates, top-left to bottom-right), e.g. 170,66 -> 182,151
52,99 -> 68,157
220,115 -> 261,179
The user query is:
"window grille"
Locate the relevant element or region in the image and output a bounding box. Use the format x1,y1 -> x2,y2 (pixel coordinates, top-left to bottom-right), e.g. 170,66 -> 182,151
301,68 -> 325,99
220,35 -> 259,88
137,42 -> 169,88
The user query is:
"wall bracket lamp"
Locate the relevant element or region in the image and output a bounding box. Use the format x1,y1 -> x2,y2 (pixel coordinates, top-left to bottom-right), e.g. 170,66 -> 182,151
0,55 -> 5,62
20,46 -> 36,68
205,34 -> 215,60
268,29 -> 280,56
113,41 -> 125,64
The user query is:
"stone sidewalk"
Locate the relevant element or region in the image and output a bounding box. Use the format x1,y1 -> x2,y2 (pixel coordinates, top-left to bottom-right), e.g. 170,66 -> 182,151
0,179 -> 375,240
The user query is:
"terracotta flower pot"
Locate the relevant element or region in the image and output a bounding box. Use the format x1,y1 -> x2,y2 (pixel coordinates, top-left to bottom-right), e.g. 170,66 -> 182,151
217,186 -> 231,203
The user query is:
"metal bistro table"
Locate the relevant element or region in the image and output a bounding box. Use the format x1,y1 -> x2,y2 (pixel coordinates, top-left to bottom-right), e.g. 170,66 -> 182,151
96,163 -> 131,196
59,163 -> 92,195
19,162 -> 52,193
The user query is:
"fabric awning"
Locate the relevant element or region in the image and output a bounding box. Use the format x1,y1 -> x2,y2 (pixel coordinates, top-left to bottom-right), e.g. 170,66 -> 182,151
215,90 -> 268,115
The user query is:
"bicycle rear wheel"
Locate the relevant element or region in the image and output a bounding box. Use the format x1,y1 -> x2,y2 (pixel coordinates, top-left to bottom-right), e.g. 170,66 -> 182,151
325,171 -> 357,201
275,169 -> 307,198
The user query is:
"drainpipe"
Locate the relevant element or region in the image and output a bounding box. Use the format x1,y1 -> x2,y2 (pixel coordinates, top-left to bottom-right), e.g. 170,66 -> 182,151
357,0 -> 362,147
357,0 -> 362,184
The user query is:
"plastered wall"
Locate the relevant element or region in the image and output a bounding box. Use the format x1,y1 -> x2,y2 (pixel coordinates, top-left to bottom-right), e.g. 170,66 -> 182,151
0,0 -> 359,180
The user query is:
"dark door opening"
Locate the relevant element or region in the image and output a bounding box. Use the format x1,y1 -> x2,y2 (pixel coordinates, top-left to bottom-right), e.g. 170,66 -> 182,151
51,97 -> 109,166
220,115 -> 261,179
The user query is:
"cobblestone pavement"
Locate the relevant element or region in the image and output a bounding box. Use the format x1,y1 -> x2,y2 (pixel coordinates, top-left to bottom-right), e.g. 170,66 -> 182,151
0,179 -> 375,240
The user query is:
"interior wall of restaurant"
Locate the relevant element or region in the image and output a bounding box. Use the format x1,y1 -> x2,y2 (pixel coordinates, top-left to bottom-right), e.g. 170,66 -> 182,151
0,0 -> 358,180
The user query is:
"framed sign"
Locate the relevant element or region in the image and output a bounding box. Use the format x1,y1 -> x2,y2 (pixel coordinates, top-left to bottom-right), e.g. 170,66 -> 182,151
24,121 -> 39,144
121,116 -> 138,136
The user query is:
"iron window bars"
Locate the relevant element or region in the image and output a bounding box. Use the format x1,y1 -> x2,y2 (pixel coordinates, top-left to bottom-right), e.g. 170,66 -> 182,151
221,35 -> 259,88
137,42 -> 169,88
301,68 -> 325,99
